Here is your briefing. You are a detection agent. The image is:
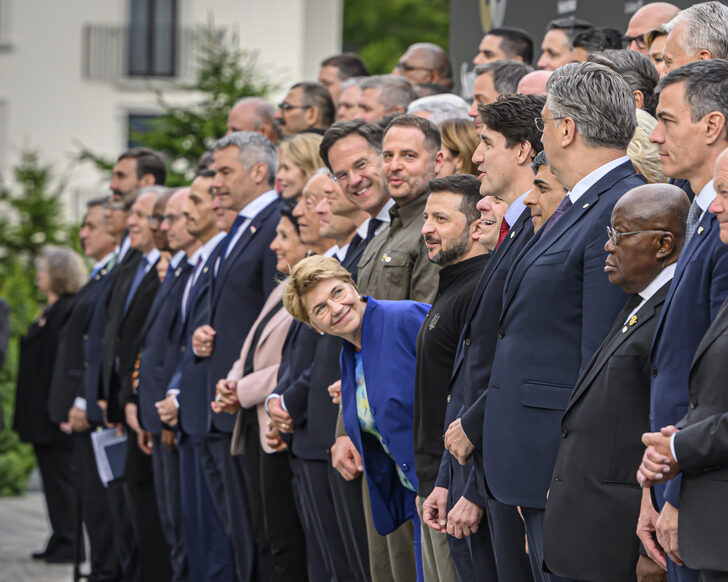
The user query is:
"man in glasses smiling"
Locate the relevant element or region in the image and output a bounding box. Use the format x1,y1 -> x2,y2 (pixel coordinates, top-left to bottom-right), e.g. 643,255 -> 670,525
274,82 -> 335,137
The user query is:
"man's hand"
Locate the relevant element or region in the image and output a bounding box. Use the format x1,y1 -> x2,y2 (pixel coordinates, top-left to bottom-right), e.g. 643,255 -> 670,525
331,435 -> 363,480
211,379 -> 240,414
638,426 -> 680,487
136,428 -> 153,455
446,496 -> 483,539
444,418 -> 474,465
268,397 -> 294,433
636,487 -> 667,571
656,502 -> 682,566
192,325 -> 215,357
636,554 -> 668,582
327,380 -> 342,405
68,405 -> 91,432
264,422 -> 288,452
422,486 -> 448,533
155,394 -> 179,426
97,399 -> 113,428
161,428 -> 177,451
124,402 -> 152,455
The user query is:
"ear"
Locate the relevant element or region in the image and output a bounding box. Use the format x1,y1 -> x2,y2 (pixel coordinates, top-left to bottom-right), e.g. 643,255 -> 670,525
633,90 -> 645,110
561,117 -> 577,148
704,111 -> 726,146
697,49 -> 713,61
434,150 -> 444,176
252,161 -> 268,185
304,105 -> 319,127
469,218 -> 481,242
454,153 -> 464,173
139,174 -> 156,187
515,141 -> 533,166
655,231 -> 676,261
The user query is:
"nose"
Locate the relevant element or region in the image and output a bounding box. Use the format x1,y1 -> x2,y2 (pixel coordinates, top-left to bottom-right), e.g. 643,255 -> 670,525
274,108 -> 283,121
649,124 -> 664,144
604,237 -> 616,253
523,188 -> 537,207
315,198 -> 327,214
421,217 -> 435,236
536,54 -> 548,70
472,141 -> 485,166
709,197 -> 724,216
293,199 -> 305,217
468,101 -> 478,119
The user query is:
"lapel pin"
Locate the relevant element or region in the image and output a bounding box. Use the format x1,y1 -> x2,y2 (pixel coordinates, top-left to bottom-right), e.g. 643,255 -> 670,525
582,203 -> 590,209
629,314 -> 638,326
250,225 -> 257,234
698,226 -> 704,235
510,231 -> 515,238
175,267 -> 182,277
382,254 -> 392,263
621,325 -> 628,333
203,266 -> 209,273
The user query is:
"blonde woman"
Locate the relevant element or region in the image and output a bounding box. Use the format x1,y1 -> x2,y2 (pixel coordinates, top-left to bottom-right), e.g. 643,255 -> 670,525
436,118 -> 479,177
277,133 -> 326,199
628,108 -> 667,184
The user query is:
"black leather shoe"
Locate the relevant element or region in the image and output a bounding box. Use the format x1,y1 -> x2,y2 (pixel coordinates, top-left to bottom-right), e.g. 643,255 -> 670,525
31,550 -> 48,560
44,552 -> 76,564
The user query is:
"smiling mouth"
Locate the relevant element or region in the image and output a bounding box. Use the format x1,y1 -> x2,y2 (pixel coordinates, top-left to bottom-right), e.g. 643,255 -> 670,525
333,307 -> 350,326
480,218 -> 495,226
353,186 -> 369,197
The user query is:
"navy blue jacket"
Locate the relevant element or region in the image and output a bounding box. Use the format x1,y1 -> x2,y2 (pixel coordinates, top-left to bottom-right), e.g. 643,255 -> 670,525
650,206 -> 728,508
206,198 -> 280,434
137,259 -> 192,434
340,297 -> 429,535
483,160 -> 643,509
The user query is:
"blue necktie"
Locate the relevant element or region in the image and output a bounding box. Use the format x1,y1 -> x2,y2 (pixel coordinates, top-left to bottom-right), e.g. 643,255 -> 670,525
218,214 -> 246,262
124,257 -> 148,315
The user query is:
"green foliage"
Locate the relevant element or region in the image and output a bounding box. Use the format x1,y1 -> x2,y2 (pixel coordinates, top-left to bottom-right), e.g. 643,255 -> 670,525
0,150 -> 72,496
77,23 -> 279,187
343,0 -> 450,74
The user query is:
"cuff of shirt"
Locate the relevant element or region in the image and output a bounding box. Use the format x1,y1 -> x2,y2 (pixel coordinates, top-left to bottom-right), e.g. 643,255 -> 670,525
670,432 -> 678,464
73,397 -> 87,411
264,393 -> 282,413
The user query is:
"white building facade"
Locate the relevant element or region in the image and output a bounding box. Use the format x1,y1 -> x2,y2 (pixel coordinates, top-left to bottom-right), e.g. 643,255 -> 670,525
0,0 -> 341,219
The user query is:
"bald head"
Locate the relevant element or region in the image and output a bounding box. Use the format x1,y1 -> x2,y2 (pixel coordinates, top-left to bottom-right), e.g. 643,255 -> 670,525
396,43 -> 453,88
517,70 -> 552,95
625,3 -> 680,53
226,98 -> 279,143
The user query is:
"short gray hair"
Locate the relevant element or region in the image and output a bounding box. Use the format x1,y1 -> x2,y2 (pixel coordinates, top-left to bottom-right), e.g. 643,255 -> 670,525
657,59 -> 728,126
360,74 -> 418,113
214,131 -> 278,186
38,245 -> 88,296
664,1 -> 728,60
475,60 -> 532,96
233,97 -> 276,130
407,94 -> 471,125
546,62 -> 637,150
138,185 -> 169,199
588,49 -> 659,116
340,76 -> 367,91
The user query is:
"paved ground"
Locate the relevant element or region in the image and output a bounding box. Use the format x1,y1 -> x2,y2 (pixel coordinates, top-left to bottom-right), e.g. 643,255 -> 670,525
0,492 -> 81,582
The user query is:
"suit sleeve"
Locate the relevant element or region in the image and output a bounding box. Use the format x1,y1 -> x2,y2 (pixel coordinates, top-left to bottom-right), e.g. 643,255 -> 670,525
276,367 -> 311,426
674,412 -> 728,473
460,391 -> 486,452
462,462 -> 486,506
579,207 -> 629,375
434,449 -> 451,489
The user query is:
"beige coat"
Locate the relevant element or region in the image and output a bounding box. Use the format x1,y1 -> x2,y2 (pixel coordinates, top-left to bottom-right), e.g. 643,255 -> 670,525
229,280 -> 293,455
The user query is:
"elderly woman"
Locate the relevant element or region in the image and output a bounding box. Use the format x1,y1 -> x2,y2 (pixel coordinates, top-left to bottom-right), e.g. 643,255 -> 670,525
212,199 -> 309,580
277,133 -> 326,199
283,254 -> 430,581
14,245 -> 86,563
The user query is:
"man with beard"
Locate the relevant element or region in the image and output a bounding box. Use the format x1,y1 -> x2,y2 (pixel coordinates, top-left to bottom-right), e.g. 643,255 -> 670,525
415,174 -> 488,582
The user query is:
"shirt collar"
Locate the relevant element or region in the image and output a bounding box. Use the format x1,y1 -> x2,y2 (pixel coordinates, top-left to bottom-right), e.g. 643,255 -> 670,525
117,235 -> 131,262
695,180 -> 716,213
191,231 -> 227,265
568,156 -> 630,204
143,247 -> 161,266
238,189 -> 278,220
170,250 -> 186,269
639,263 -> 677,301
94,251 -> 115,271
375,198 -> 395,223
392,193 -> 428,225
504,192 -> 528,227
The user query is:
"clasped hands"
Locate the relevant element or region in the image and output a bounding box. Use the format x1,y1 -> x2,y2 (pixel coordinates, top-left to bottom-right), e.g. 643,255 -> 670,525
637,425 -> 680,488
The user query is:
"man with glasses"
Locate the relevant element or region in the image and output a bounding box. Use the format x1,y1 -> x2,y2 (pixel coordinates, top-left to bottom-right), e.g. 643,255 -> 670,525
543,183 -> 688,581
393,42 -> 453,89
623,2 -> 679,54
481,62 -> 644,582
274,82 -> 335,136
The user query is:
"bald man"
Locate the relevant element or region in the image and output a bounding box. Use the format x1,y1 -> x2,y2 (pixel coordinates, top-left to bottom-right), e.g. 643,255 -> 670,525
542,184 -> 689,582
226,97 -> 279,144
624,2 -> 680,54
394,42 -> 453,89
516,70 -> 551,96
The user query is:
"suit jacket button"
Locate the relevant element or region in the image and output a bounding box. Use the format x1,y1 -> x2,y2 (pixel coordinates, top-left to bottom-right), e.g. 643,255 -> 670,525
447,394 -> 452,403
83,334 -> 89,340
464,338 -> 471,346
402,463 -> 409,471
651,367 -> 658,377
498,328 -> 505,339
561,428 -> 568,438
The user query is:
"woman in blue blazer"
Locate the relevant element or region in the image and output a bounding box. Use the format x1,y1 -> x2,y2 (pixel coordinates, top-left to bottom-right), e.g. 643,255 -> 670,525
283,255 -> 429,581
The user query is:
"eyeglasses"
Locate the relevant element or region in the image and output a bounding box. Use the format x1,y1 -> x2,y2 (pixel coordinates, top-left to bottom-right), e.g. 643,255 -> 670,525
161,213 -> 185,225
535,116 -> 566,132
606,225 -> 667,246
147,214 -> 165,227
622,34 -> 647,50
278,101 -> 311,111
104,200 -> 126,211
394,62 -> 434,74
332,158 -> 375,186
309,285 -> 347,320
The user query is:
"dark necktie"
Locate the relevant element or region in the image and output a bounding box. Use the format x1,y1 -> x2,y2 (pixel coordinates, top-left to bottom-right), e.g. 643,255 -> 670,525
346,233 -> 364,258
218,214 -> 247,263
684,199 -> 702,246
496,217 -> 510,249
366,218 -> 383,241
124,257 -> 148,315
181,255 -> 204,321
541,195 -> 573,234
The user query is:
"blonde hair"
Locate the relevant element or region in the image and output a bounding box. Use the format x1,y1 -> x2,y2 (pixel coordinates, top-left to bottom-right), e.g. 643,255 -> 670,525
439,118 -> 479,176
283,255 -> 357,325
279,133 -> 326,181
628,109 -> 667,184
39,245 -> 87,296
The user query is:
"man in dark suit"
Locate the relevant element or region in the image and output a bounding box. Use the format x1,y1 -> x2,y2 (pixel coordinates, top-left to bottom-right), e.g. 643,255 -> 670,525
482,62 -> 645,582
432,94 -> 546,582
638,147 -> 728,582
192,131 -> 280,582
164,171 -> 237,582
136,187 -> 201,582
543,184 -> 689,581
47,199 -> 119,580
635,60 -> 728,582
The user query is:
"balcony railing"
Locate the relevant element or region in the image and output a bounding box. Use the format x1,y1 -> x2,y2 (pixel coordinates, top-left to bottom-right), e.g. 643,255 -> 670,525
82,24 -> 201,83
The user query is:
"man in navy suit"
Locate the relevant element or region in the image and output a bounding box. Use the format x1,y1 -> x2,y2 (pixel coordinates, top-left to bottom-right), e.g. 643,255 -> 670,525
482,62 -> 645,582
635,60 -> 728,582
192,132 -> 280,582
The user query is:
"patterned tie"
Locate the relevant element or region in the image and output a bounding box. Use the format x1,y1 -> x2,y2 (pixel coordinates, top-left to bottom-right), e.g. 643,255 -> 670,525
684,199 -> 702,246
496,217 -> 510,249
541,195 -> 573,234
123,257 -> 148,315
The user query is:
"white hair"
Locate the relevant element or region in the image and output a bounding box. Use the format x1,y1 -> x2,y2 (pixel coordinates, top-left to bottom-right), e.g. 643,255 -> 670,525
407,94 -> 471,125
664,1 -> 728,59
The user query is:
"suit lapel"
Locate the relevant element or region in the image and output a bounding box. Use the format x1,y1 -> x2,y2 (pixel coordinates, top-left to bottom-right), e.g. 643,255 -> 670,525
689,294 -> 728,372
